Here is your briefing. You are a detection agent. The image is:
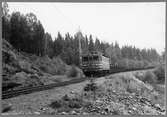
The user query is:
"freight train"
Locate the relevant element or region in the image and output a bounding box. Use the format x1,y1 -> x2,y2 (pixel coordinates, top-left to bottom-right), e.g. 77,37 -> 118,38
81,51 -> 154,76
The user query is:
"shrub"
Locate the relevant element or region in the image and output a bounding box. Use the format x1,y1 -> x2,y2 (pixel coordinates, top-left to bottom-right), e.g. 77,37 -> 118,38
50,94 -> 84,111
62,94 -> 70,101
134,72 -> 144,81
153,65 -> 165,83
39,65 -> 49,73
49,100 -> 62,108
84,79 -> 98,92
112,109 -> 120,115
57,65 -> 66,75
67,65 -> 78,77
84,79 -> 98,100
143,71 -> 157,84
68,99 -> 82,108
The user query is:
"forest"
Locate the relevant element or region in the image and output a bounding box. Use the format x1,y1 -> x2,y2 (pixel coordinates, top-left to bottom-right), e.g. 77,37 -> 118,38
2,3 -> 165,69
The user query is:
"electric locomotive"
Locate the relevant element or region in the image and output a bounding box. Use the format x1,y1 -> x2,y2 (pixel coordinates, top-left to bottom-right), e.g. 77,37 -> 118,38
81,51 -> 110,76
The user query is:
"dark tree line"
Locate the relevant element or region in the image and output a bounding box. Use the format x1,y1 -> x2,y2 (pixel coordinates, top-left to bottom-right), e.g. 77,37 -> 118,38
43,31 -> 162,68
2,6 -> 45,56
2,3 -> 163,68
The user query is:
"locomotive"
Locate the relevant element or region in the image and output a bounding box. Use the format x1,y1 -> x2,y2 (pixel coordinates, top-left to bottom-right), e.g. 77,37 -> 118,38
81,51 -> 110,76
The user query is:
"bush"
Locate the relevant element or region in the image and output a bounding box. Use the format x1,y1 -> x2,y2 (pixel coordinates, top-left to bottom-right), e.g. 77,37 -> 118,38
143,71 -> 157,84
49,100 -> 62,108
83,79 -> 98,100
50,94 -> 83,111
84,79 -> 98,92
153,65 -> 165,83
62,94 -> 70,101
112,109 -> 120,115
68,99 -> 82,108
67,65 -> 78,77
134,72 -> 144,81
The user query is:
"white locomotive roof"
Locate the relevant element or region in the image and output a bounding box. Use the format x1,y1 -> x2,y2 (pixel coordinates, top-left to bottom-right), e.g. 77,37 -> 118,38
82,51 -> 103,56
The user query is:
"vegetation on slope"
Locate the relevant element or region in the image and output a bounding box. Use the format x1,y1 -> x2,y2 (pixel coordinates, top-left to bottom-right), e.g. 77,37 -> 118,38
2,39 -> 84,91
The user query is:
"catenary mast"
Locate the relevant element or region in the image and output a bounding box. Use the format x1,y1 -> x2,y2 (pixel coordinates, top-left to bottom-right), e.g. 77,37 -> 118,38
77,29 -> 82,67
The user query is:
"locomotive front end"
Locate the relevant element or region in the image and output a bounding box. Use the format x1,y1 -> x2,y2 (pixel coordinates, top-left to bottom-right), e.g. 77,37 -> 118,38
81,51 -> 110,76
81,55 -> 102,72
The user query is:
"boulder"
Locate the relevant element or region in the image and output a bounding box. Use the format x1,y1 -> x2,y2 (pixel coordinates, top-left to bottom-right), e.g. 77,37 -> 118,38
61,111 -> 68,115
71,110 -> 77,115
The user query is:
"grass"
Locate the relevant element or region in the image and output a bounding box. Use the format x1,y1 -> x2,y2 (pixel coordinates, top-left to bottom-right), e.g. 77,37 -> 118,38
49,94 -> 86,113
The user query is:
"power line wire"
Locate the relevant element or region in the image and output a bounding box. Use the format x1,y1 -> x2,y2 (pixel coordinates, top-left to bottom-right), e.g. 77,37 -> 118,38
49,3 -> 81,33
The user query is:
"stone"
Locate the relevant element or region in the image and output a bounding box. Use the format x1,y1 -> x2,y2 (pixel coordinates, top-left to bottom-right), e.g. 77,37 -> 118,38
101,111 -> 107,115
155,104 -> 160,108
82,112 -> 88,115
128,110 -> 133,114
61,112 -> 67,115
95,99 -> 102,103
131,107 -> 137,111
70,91 -> 76,94
154,104 -> 162,111
34,112 -> 40,114
104,105 -> 111,113
71,110 -> 77,115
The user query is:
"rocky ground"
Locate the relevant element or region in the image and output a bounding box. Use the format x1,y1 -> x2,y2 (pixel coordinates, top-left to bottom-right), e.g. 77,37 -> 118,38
2,71 -> 166,115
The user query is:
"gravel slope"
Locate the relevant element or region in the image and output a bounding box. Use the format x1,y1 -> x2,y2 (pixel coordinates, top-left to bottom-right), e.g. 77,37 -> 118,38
2,70 -> 165,115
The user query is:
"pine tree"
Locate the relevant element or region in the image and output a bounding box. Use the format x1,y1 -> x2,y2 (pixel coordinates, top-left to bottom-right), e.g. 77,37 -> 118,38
88,35 -> 94,52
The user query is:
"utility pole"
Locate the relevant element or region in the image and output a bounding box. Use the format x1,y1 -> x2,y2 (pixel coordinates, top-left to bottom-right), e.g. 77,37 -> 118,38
44,34 -> 47,56
78,29 -> 82,68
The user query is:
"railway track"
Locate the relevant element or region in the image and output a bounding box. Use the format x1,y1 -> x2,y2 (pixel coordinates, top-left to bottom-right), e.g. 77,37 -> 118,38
2,77 -> 87,99
86,66 -> 155,77
2,67 -> 155,99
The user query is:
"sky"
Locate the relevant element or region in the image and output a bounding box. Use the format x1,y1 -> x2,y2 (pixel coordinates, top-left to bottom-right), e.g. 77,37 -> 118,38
7,2 -> 165,54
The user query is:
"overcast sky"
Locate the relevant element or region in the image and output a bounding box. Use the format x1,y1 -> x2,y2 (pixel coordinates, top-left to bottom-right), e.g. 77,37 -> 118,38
8,2 -> 165,54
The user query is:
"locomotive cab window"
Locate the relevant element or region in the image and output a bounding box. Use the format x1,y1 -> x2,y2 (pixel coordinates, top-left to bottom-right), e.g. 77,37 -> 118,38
93,56 -> 99,61
82,57 -> 88,62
